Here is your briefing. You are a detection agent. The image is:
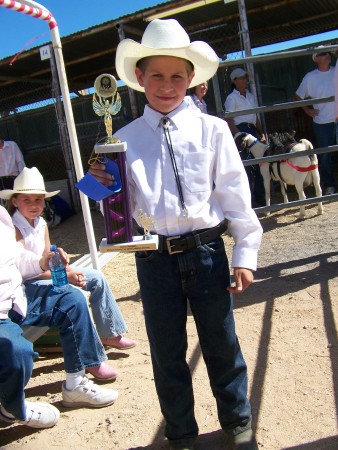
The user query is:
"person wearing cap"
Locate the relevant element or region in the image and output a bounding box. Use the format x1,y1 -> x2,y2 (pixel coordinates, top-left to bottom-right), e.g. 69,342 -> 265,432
89,18 -> 262,450
0,138 -> 25,200
224,68 -> 266,207
0,167 -> 120,411
295,47 -> 336,195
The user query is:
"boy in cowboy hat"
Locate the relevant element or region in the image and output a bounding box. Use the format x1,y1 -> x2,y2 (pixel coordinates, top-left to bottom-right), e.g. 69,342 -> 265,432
90,19 -> 262,450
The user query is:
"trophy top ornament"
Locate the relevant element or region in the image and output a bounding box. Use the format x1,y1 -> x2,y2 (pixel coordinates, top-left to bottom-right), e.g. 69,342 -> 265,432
93,73 -> 122,147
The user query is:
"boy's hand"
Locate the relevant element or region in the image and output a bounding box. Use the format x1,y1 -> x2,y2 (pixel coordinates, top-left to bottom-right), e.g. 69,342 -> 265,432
89,162 -> 114,187
227,267 -> 254,294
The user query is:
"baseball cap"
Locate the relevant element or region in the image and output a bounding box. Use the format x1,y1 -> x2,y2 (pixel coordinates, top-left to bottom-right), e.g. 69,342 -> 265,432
230,68 -> 248,81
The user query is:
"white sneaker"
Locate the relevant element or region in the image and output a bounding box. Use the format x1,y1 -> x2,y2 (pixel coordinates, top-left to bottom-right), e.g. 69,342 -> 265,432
324,187 -> 335,195
0,402 -> 59,428
62,376 -> 118,408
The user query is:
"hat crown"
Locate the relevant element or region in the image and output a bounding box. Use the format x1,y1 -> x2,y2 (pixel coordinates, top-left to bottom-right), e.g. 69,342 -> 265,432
141,19 -> 190,49
230,68 -> 247,81
13,167 -> 46,192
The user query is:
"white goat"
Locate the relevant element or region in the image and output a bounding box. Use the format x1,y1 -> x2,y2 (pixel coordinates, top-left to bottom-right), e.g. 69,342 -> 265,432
235,132 -> 323,219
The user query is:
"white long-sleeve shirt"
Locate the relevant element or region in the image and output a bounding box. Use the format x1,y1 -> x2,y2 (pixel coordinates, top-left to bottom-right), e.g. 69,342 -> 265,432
0,206 -> 42,319
0,140 -> 25,177
115,101 -> 262,270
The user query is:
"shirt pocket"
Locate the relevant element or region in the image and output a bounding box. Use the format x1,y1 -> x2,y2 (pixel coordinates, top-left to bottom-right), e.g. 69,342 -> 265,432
183,152 -> 213,193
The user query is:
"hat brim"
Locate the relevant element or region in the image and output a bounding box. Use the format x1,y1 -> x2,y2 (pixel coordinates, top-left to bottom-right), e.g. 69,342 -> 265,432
0,189 -> 60,200
116,39 -> 219,92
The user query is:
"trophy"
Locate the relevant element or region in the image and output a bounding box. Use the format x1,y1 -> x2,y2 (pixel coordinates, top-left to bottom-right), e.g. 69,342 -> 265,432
76,73 -> 158,252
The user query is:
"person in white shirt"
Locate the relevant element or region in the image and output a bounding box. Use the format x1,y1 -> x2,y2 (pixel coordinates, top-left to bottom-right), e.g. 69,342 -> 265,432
89,19 -> 262,450
0,139 -> 25,193
295,49 -> 336,195
187,81 -> 209,113
224,68 -> 266,206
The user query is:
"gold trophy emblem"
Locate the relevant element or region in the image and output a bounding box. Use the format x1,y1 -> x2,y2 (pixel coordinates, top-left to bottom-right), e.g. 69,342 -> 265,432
93,73 -> 122,145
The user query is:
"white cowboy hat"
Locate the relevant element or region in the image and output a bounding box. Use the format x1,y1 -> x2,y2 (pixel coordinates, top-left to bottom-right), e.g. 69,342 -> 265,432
115,19 -> 219,92
0,167 -> 60,199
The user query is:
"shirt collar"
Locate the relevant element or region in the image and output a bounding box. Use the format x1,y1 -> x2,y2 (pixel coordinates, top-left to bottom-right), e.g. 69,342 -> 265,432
143,101 -> 190,131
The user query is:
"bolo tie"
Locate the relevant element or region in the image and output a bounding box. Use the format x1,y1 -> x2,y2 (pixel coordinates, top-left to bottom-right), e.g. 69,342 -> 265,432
161,117 -> 188,218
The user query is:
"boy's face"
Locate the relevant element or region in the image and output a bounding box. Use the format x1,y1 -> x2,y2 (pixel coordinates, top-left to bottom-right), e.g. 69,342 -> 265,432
135,56 -> 195,114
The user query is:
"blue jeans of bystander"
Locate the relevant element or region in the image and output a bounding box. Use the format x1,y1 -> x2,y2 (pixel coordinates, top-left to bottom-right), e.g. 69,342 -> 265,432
0,319 -> 37,420
313,121 -> 336,188
135,237 -> 251,447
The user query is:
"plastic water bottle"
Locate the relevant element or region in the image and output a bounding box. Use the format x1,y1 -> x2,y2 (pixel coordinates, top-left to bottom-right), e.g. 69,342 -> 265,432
49,244 -> 69,292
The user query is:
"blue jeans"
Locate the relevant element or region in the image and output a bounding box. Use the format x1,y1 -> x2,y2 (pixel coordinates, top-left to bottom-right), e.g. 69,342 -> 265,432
0,319 -> 37,420
13,282 -> 107,373
34,267 -> 128,339
77,267 -> 128,338
236,123 -> 266,205
313,121 -> 336,188
135,237 -> 251,445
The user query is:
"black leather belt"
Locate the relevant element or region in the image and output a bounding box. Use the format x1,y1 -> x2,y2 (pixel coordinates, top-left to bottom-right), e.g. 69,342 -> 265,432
157,221 -> 228,255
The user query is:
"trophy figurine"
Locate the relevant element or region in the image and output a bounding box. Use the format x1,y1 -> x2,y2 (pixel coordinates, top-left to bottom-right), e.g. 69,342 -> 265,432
76,73 -> 158,252
138,209 -> 154,240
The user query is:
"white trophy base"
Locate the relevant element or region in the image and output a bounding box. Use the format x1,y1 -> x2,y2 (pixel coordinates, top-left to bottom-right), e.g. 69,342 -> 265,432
99,235 -> 158,252
94,141 -> 127,154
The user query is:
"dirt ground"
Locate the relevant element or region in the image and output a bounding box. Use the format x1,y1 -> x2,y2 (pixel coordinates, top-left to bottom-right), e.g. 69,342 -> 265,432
1,195 -> 337,450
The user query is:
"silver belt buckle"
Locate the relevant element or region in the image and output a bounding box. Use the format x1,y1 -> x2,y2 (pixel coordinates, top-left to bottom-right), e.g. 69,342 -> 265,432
166,235 -> 183,255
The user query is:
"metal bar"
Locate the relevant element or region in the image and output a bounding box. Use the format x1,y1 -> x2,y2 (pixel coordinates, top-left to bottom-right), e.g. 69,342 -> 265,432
220,44 -> 338,67
223,96 -> 334,118
242,145 -> 338,166
254,194 -> 338,214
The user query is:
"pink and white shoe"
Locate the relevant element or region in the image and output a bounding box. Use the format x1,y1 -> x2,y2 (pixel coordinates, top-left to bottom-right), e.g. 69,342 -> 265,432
86,362 -> 118,381
100,335 -> 137,350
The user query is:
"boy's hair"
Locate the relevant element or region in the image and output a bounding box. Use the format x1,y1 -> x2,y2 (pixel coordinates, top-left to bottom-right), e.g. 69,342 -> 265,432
136,56 -> 194,75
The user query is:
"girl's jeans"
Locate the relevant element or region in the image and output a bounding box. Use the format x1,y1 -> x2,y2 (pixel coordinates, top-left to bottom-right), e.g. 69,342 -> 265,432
13,282 -> 107,373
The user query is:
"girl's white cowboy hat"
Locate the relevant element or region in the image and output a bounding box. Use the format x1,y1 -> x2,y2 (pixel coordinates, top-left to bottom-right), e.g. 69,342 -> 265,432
0,167 -> 60,199
115,19 -> 219,92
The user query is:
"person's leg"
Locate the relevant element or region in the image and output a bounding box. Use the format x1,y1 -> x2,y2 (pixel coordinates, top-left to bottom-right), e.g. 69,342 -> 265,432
21,282 -> 106,372
16,283 -> 118,407
135,250 -> 198,448
0,319 -> 35,420
237,123 -> 265,206
0,319 -> 60,428
183,239 -> 252,433
313,122 -> 336,190
76,267 -> 136,349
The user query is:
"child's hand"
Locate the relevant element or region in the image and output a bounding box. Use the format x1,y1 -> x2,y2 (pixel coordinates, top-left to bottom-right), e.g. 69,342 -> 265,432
89,162 -> 114,187
67,270 -> 86,288
57,247 -> 70,267
227,267 -> 254,294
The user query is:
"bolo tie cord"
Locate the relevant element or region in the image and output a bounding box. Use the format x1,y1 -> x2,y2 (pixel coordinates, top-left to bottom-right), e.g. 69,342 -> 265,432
161,117 -> 188,218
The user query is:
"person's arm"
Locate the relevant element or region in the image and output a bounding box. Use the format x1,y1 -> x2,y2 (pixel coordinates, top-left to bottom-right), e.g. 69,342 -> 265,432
255,116 -> 266,142
13,142 -> 25,172
295,93 -> 318,118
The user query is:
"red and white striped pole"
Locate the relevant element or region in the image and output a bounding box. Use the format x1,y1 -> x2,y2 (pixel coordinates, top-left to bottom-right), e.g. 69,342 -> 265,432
0,0 -> 100,269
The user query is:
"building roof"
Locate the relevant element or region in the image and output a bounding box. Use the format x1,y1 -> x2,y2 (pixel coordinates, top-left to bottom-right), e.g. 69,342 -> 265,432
0,0 -> 337,112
